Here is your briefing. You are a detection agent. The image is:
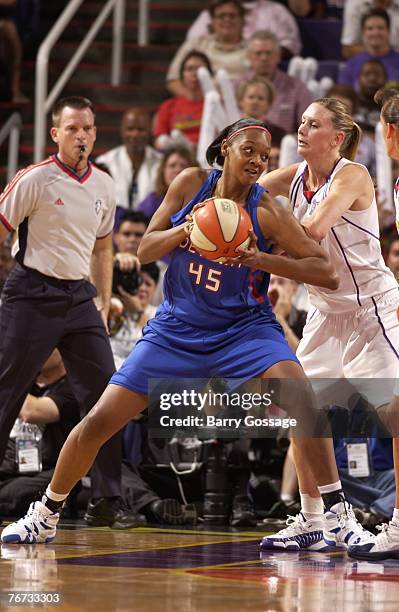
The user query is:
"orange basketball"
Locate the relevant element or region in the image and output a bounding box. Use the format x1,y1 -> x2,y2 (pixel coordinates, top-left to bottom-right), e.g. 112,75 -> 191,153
190,198 -> 253,263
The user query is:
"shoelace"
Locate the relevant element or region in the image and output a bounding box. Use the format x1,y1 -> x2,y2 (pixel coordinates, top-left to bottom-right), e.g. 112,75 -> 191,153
278,514 -> 306,536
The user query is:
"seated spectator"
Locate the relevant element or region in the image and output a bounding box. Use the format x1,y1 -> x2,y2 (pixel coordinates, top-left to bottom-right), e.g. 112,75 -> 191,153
110,263 -> 159,370
166,0 -> 248,97
268,275 -> 308,352
238,76 -> 286,143
286,0 -> 327,17
138,146 -> 198,220
334,434 -> 395,529
355,59 -> 387,130
243,30 -> 313,135
339,8 -> 399,88
187,0 -> 301,58
0,0 -> 27,102
327,83 -> 377,176
113,210 -> 166,307
153,51 -> 213,150
386,237 -> 399,280
96,108 -> 161,213
342,0 -> 399,59
0,350 -> 81,517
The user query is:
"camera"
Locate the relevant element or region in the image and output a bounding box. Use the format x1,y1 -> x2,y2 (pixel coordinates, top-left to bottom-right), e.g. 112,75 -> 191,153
112,261 -> 141,296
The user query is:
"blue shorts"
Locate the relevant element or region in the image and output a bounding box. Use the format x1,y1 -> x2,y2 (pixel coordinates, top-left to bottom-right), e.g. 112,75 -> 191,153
110,311 -> 299,396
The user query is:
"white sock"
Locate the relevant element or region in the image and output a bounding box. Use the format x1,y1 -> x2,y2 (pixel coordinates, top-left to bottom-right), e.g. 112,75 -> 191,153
300,492 -> 324,519
392,508 -> 399,528
44,487 -> 68,503
317,481 -> 342,495
281,493 -> 295,503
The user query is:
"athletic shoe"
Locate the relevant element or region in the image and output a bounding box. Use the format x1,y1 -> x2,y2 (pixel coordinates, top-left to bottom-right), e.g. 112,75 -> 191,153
323,502 -> 375,550
260,512 -> 327,551
347,521 -> 399,560
84,497 -> 146,529
1,502 -> 59,544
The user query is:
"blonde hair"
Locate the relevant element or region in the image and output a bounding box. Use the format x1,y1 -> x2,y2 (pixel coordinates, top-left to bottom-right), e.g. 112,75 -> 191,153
315,97 -> 362,161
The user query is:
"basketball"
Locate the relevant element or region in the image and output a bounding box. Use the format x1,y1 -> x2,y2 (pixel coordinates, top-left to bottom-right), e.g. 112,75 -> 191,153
190,198 -> 253,263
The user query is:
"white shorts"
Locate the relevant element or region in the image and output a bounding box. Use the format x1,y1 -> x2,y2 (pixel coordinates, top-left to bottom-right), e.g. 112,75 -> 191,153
297,289 -> 399,408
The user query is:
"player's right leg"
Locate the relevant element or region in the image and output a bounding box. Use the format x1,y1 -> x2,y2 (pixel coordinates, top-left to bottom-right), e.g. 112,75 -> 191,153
1,385 -> 148,544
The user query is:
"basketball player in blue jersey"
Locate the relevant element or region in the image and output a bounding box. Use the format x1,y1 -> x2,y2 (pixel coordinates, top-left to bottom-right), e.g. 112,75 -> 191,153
349,87 -> 399,561
1,117 -> 353,546
259,98 -> 399,555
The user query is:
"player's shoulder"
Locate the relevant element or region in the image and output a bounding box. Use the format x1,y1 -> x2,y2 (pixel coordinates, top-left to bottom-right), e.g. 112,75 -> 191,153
335,159 -> 371,181
178,166 -> 208,185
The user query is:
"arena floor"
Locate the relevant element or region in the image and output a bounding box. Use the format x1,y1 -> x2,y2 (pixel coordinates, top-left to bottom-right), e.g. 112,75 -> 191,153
0,521 -> 399,611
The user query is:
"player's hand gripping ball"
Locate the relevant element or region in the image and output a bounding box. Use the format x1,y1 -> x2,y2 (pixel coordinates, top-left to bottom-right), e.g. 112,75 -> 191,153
188,198 -> 253,263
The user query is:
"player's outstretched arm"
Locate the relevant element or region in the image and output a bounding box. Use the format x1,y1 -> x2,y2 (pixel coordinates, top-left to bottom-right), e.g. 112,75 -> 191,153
259,164 -> 299,198
238,195 -> 339,289
138,167 -> 206,264
301,164 -> 374,241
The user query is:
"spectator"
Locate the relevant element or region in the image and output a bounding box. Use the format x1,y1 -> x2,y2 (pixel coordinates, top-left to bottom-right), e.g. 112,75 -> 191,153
286,0 -> 327,17
0,0 -> 27,102
355,59 -> 387,130
386,237 -> 399,279
244,30 -> 313,135
96,107 -> 161,213
340,8 -> 399,88
0,350 -> 81,517
237,76 -> 274,119
153,51 -> 213,150
326,84 -> 377,177
268,275 -> 307,352
166,0 -> 248,98
113,210 -> 166,307
187,0 -> 301,58
138,147 -> 198,220
110,263 -> 159,370
342,0 -> 399,59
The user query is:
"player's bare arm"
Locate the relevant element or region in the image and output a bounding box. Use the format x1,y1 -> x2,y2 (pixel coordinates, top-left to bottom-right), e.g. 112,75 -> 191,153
301,165 -> 374,242
238,194 -> 339,289
138,167 -> 207,263
259,163 -> 300,198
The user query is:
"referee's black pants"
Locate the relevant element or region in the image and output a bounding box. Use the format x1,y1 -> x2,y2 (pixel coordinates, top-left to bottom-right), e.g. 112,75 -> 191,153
0,264 -> 122,498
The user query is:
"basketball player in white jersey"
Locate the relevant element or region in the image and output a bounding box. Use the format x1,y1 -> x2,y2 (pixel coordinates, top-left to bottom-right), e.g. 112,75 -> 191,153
259,98 -> 399,554
349,87 -> 399,561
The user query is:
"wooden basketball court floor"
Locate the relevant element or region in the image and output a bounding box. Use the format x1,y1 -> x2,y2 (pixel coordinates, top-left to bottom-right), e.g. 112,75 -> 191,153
1,521 -> 399,611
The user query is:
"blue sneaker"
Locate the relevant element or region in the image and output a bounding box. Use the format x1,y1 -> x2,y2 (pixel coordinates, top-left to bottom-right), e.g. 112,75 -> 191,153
323,502 -> 375,550
348,521 -> 399,561
1,502 -> 59,544
260,512 -> 328,551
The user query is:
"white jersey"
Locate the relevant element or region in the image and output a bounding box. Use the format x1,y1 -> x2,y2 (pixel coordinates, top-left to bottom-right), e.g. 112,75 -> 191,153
290,158 -> 397,312
0,155 -> 115,280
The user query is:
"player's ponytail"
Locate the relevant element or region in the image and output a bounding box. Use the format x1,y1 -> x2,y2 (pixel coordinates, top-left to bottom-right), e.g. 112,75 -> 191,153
315,97 -> 361,161
205,118 -> 272,167
375,86 -> 399,125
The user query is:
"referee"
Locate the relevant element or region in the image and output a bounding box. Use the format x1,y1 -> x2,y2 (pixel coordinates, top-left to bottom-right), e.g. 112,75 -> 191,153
0,96 -> 140,528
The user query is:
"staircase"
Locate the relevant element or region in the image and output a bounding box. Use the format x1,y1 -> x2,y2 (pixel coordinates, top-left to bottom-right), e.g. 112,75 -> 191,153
0,0 -> 203,188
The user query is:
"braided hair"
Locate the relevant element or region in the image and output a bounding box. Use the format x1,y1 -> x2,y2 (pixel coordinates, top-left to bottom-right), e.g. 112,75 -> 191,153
205,118 -> 271,167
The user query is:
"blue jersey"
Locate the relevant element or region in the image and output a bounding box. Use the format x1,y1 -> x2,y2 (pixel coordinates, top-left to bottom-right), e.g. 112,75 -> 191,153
158,170 -> 274,329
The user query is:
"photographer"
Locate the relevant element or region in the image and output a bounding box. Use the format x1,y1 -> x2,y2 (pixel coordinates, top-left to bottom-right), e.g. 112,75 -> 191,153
110,263 -> 160,369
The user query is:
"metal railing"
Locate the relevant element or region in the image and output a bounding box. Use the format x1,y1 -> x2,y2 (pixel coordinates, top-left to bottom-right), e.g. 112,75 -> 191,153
0,113 -> 22,183
138,0 -> 150,46
34,0 -> 126,162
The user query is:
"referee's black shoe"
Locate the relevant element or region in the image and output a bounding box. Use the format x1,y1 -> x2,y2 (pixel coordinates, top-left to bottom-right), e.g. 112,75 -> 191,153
84,497 -> 146,529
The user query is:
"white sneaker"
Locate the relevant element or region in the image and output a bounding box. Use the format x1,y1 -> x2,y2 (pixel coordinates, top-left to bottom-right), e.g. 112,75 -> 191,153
348,521 -> 399,561
323,502 -> 375,550
1,502 -> 59,544
260,512 -> 328,551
